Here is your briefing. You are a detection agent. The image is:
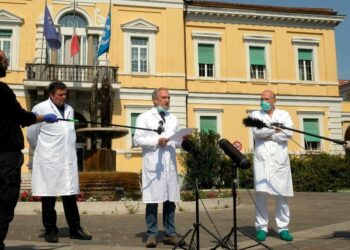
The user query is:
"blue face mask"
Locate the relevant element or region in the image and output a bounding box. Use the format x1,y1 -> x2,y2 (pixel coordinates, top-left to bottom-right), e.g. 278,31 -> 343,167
260,101 -> 271,112
157,106 -> 169,114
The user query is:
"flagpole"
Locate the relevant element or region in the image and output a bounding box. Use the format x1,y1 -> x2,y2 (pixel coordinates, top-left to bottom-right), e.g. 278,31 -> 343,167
40,0 -> 48,80
40,0 -> 48,64
72,0 -> 76,67
106,0 -> 111,66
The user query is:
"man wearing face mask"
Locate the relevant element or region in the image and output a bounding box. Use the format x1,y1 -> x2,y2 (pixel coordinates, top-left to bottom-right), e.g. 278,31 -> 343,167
134,88 -> 185,248
250,90 -> 294,242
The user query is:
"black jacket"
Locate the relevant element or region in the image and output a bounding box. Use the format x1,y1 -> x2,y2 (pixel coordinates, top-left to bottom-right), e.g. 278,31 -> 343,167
0,81 -> 36,152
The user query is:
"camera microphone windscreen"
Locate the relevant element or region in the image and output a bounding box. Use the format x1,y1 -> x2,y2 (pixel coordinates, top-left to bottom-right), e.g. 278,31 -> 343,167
219,139 -> 250,169
181,139 -> 194,153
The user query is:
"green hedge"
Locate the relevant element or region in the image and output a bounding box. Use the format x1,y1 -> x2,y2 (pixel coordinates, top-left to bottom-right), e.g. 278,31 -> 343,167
180,131 -> 350,192
290,153 -> 350,192
236,153 -> 350,192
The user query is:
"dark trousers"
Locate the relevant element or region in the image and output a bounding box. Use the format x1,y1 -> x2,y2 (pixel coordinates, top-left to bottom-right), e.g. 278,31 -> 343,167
0,152 -> 23,249
41,195 -> 81,234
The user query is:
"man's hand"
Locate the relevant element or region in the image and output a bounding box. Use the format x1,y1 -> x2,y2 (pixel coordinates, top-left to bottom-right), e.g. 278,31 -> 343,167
43,113 -> 58,123
158,137 -> 169,147
344,141 -> 350,150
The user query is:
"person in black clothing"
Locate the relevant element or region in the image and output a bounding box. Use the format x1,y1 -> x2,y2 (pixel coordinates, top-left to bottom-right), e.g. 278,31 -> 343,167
0,49 -> 58,250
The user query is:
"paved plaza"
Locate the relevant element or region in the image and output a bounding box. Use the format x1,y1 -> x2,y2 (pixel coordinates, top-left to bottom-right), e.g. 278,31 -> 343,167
4,191 -> 350,249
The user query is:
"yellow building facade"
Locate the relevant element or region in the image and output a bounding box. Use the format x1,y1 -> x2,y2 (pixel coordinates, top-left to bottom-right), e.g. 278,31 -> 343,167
0,0 -> 346,177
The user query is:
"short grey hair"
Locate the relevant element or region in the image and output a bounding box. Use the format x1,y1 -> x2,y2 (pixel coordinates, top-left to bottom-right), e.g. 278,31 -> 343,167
152,87 -> 168,101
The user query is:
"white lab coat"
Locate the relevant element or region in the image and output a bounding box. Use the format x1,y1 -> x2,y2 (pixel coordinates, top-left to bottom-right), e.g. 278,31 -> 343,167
27,98 -> 79,196
251,109 -> 294,197
133,107 -> 180,203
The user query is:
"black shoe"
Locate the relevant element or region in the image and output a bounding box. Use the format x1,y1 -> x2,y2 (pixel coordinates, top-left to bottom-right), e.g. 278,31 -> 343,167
70,228 -> 92,240
44,231 -> 59,243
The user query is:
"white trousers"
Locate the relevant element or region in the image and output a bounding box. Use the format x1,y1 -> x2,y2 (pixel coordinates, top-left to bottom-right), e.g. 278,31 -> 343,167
255,191 -> 290,233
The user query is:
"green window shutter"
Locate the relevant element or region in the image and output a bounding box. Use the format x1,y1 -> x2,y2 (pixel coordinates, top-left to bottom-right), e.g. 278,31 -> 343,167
131,113 -> 141,136
303,118 -> 320,142
298,49 -> 312,61
198,44 -> 214,64
249,46 -> 265,65
0,30 -> 12,37
200,116 -> 217,133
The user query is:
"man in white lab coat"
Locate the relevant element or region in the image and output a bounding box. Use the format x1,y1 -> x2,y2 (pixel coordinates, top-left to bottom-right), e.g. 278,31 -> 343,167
134,88 -> 185,248
250,90 -> 294,242
27,81 -> 92,243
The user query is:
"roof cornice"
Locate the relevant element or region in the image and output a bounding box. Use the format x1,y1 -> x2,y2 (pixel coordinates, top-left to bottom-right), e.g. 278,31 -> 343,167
186,5 -> 344,28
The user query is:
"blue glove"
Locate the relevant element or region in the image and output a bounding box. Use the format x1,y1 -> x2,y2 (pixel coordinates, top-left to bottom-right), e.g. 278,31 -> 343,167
43,113 -> 58,123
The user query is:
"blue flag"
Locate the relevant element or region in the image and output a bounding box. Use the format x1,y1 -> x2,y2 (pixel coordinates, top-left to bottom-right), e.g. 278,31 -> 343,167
97,11 -> 111,57
44,4 -> 61,50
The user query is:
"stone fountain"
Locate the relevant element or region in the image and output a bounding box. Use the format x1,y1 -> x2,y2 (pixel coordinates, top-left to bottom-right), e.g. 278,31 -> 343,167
77,72 -> 140,201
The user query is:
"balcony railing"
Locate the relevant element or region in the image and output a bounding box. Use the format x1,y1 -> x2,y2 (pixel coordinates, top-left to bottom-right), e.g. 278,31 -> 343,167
25,63 -> 118,83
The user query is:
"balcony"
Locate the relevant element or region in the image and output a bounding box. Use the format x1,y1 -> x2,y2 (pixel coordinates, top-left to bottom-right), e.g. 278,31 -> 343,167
24,63 -> 119,90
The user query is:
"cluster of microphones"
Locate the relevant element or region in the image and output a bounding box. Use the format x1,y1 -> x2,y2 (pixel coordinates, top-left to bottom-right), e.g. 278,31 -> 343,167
181,138 -> 250,169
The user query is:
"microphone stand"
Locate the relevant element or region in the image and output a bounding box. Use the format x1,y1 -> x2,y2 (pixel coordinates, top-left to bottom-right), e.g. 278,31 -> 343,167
270,123 -> 346,145
57,118 -> 162,134
243,117 -> 346,146
173,160 -> 230,250
211,164 -> 272,250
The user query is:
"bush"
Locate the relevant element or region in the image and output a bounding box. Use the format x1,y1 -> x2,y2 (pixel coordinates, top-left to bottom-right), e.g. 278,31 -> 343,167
237,153 -> 350,192
179,130 -> 227,190
179,130 -> 350,192
290,153 -> 350,192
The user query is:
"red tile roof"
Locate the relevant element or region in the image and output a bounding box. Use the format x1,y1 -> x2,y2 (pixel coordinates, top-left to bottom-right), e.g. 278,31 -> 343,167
339,80 -> 350,87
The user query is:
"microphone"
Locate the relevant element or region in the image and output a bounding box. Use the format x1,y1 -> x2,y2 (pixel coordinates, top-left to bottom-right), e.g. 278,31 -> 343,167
157,121 -> 165,134
181,139 -> 199,156
219,139 -> 250,169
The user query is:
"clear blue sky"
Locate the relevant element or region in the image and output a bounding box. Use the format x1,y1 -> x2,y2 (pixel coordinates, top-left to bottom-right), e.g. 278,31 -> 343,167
223,0 -> 350,80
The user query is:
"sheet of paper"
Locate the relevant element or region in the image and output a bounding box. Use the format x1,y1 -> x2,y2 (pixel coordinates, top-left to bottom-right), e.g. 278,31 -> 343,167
168,128 -> 195,142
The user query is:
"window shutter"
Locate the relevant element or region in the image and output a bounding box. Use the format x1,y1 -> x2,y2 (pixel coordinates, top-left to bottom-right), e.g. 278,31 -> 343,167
198,44 -> 214,64
298,49 -> 312,61
200,116 -> 217,133
303,118 -> 320,142
0,30 -> 12,37
249,46 -> 265,65
131,113 -> 140,136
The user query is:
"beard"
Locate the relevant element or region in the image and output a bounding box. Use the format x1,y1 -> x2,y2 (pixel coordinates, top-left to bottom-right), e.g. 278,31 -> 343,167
0,67 -> 6,78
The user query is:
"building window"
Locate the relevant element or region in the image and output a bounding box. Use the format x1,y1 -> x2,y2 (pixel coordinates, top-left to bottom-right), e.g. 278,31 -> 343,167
292,37 -> 319,82
249,46 -> 266,79
57,13 -> 88,65
200,116 -> 217,133
0,30 -> 12,65
298,49 -> 313,81
131,37 -> 148,73
130,112 -> 141,146
198,44 -> 214,77
243,34 -> 271,81
192,31 -> 221,79
303,118 -> 320,150
122,19 -> 158,75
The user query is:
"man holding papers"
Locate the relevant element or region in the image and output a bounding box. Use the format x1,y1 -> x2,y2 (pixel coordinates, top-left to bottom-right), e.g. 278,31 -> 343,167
134,88 -> 187,248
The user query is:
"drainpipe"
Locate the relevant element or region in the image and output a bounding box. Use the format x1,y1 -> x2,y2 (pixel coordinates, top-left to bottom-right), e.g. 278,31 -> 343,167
183,0 -> 192,128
